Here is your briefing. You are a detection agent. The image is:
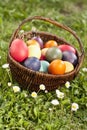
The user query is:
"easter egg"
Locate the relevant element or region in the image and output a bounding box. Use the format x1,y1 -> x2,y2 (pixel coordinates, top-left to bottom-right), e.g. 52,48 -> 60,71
28,45 -> 41,59
32,36 -> 43,49
48,59 -> 66,75
62,51 -> 78,66
26,39 -> 40,48
41,48 -> 48,60
41,48 -> 48,57
46,47 -> 62,62
64,61 -> 74,73
10,38 -> 28,62
39,60 -> 49,73
44,40 -> 58,48
22,57 -> 41,71
40,54 -> 46,60
58,44 -> 76,54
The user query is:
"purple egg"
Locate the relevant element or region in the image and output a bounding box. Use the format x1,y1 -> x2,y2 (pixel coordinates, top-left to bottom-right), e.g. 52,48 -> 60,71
62,51 -> 78,66
22,57 -> 41,71
32,36 -> 43,49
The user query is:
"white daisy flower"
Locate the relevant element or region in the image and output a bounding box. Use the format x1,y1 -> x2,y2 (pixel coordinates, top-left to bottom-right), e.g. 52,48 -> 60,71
56,89 -> 60,95
51,99 -> 59,106
2,63 -> 9,69
8,82 -> 12,87
31,91 -> 37,98
57,91 -> 64,99
65,81 -> 71,88
45,90 -> 48,93
71,103 -> 79,111
56,89 -> 64,99
20,30 -> 24,33
82,67 -> 87,72
13,86 -> 21,93
39,84 -> 46,90
49,108 -> 52,111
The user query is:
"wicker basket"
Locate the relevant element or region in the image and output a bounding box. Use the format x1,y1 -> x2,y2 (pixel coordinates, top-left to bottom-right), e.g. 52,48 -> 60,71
7,16 -> 84,91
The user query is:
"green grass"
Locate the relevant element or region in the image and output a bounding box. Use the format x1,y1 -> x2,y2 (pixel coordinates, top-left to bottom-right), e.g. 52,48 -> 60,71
0,0 -> 87,129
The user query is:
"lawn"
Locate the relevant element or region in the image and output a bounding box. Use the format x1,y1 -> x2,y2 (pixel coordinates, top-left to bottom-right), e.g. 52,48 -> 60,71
0,0 -> 87,129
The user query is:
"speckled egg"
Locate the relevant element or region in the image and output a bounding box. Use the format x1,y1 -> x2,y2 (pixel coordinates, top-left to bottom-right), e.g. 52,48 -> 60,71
46,47 -> 62,62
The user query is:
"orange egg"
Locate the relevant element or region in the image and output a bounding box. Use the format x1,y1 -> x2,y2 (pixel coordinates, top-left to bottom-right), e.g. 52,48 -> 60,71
26,39 -> 40,48
48,59 -> 66,75
44,40 -> 58,48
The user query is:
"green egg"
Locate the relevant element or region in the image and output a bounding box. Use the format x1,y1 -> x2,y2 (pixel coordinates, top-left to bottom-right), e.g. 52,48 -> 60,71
39,60 -> 49,73
46,47 -> 62,62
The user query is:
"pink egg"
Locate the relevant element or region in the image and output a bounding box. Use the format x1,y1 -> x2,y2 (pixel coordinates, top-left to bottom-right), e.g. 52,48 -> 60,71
58,44 -> 76,54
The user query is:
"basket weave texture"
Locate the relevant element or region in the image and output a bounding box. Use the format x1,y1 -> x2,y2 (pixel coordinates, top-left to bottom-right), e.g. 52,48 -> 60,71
7,16 -> 84,91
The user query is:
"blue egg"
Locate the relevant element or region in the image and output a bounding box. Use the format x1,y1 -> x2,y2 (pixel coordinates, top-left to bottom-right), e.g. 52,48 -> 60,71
39,60 -> 49,73
22,57 -> 41,71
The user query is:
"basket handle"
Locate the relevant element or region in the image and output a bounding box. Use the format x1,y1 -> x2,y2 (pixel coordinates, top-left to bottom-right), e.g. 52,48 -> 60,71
10,16 -> 84,57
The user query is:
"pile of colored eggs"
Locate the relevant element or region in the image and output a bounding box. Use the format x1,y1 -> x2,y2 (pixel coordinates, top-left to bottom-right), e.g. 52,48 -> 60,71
10,36 -> 78,75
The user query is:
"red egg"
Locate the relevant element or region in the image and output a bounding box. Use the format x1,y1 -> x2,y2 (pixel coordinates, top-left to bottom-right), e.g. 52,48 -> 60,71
40,54 -> 46,60
10,38 -> 28,62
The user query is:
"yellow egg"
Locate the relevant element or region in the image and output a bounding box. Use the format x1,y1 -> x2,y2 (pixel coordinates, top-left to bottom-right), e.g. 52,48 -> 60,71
64,61 -> 74,73
26,39 -> 40,48
28,45 -> 41,59
41,48 -> 48,56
